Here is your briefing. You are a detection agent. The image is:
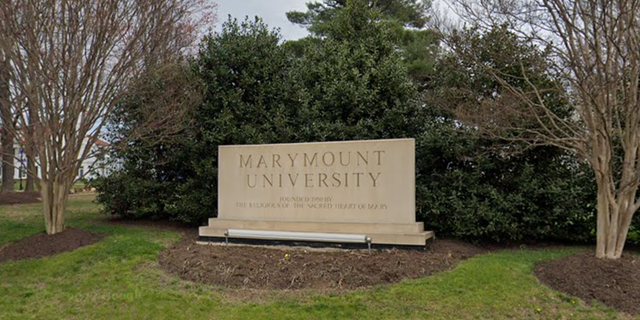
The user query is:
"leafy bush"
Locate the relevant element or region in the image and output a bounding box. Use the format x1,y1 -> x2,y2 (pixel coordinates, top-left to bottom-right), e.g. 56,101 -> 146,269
97,16 -> 304,224
93,173 -> 163,219
416,125 -> 597,243
97,3 -> 608,244
97,5 -> 425,225
417,25 -> 598,243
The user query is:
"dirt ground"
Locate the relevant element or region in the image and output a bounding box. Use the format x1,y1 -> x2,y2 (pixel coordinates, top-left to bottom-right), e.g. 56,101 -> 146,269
0,227 -> 104,264
0,191 -> 41,205
158,234 -> 486,290
535,252 -> 640,315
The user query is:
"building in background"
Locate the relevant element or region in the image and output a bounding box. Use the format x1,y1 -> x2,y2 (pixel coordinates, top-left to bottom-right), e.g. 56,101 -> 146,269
0,137 -> 114,183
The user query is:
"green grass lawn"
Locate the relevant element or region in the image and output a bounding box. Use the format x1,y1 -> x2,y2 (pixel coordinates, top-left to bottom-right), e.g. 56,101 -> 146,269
0,180 -> 31,192
0,195 -> 635,320
0,180 -> 87,191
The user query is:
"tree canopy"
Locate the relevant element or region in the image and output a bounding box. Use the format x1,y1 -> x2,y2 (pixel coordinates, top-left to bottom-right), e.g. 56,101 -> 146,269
287,0 -> 438,82
286,0 -> 431,34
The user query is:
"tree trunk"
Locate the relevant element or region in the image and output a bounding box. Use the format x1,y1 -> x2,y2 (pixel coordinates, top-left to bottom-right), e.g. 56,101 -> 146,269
594,173 -> 636,259
0,133 -> 13,193
613,198 -> 634,258
40,178 -> 71,234
0,50 -> 13,193
25,108 -> 37,192
595,178 -> 608,258
25,154 -> 35,192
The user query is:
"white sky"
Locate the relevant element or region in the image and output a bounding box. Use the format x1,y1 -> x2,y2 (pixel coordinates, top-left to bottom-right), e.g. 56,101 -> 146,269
213,0 -> 311,40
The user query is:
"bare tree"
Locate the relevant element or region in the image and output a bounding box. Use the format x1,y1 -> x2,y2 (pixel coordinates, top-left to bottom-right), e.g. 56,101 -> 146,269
438,0 -> 640,259
0,0 -> 215,234
0,50 -> 15,193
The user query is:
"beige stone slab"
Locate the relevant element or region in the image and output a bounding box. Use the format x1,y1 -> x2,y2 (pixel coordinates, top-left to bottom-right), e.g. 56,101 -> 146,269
200,138 -> 434,247
203,218 -> 424,234
218,139 -> 415,224
199,226 -> 434,246
370,231 -> 434,246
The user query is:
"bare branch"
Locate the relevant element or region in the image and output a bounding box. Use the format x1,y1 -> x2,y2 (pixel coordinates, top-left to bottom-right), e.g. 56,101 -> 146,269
441,0 -> 640,258
0,0 -> 216,234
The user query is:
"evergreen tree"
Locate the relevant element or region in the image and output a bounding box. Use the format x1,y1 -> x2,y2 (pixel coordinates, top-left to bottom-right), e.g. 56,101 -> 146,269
294,0 -> 424,142
287,0 -> 437,82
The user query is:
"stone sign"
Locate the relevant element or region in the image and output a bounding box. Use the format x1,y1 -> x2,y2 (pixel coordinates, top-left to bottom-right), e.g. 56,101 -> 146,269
199,139 -> 434,246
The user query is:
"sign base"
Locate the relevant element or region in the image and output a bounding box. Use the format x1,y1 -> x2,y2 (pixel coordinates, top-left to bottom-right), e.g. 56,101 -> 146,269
199,218 -> 434,246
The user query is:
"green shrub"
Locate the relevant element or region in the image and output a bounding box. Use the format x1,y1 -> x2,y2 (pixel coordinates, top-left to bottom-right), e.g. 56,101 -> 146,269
93,173 -> 159,219
97,6 -> 425,225
97,16 -> 303,224
416,25 -> 598,243
97,4 -> 608,244
415,125 -> 597,243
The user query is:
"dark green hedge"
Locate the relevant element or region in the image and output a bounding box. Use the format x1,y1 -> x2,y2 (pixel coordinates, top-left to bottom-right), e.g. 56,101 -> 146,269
96,8 -> 607,243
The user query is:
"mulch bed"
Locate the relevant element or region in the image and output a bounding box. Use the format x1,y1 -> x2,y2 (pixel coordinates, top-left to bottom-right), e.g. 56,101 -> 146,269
158,234 -> 486,291
0,228 -> 104,264
0,191 -> 41,205
535,252 -> 640,314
